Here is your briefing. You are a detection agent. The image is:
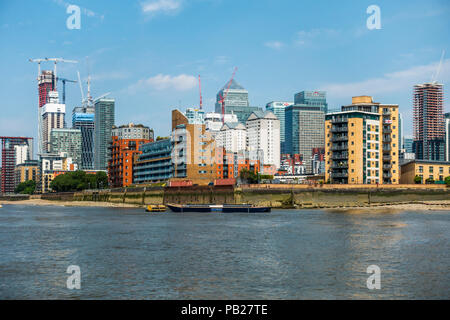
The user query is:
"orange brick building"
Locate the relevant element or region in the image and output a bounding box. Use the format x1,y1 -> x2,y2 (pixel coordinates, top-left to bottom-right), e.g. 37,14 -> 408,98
108,137 -> 152,187
216,148 -> 261,180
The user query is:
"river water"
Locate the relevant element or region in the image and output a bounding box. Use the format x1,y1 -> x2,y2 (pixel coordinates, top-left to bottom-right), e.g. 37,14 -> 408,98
0,204 -> 449,299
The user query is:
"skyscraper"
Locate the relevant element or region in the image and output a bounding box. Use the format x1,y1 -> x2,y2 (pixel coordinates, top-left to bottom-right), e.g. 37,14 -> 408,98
215,79 -> 261,123
38,70 -> 55,108
413,83 -> 445,161
50,128 -> 82,167
40,91 -> 65,154
285,91 -> 327,173
266,101 -> 293,154
0,137 -> 33,194
246,110 -> 281,170
72,106 -> 95,170
445,112 -> 450,162
94,98 -> 115,170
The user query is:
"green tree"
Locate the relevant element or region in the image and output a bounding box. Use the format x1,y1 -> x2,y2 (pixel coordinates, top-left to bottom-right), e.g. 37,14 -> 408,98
239,168 -> 259,184
414,175 -> 422,184
445,176 -> 450,186
425,177 -> 435,184
15,180 -> 36,194
50,170 -> 109,192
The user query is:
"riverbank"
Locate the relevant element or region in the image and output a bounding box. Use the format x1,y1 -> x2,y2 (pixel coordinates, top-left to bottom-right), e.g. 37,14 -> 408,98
0,199 -> 142,208
1,199 -> 449,211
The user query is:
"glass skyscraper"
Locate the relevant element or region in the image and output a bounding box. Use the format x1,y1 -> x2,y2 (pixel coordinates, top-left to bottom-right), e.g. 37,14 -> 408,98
94,98 -> 115,171
266,101 -> 293,154
72,107 -> 95,170
215,79 -> 261,123
285,91 -> 327,174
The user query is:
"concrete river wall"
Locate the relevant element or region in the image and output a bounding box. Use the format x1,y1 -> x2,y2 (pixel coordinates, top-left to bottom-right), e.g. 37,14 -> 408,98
71,184 -> 450,208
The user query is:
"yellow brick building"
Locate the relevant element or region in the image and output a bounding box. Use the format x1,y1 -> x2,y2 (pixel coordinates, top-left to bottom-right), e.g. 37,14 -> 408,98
14,160 -> 40,188
171,109 -> 217,186
400,160 -> 450,184
325,96 -> 400,184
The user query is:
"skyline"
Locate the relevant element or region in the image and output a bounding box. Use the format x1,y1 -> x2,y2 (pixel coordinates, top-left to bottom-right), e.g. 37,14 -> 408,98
1,0 -> 449,142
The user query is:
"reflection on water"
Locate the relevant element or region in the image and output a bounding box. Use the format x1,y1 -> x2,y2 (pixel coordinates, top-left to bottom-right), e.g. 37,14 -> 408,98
0,205 -> 449,299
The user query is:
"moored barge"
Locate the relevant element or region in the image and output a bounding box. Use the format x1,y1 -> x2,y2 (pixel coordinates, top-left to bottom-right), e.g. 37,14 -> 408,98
166,204 -> 271,213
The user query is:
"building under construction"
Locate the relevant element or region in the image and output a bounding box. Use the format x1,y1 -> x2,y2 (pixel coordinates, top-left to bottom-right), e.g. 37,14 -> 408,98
0,137 -> 33,194
38,70 -> 55,108
413,83 -> 445,161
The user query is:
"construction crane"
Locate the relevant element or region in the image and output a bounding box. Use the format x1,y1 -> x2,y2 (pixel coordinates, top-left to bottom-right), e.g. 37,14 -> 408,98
217,67 -> 238,123
431,50 -> 445,84
198,75 -> 203,110
56,77 -> 77,104
29,57 -> 78,89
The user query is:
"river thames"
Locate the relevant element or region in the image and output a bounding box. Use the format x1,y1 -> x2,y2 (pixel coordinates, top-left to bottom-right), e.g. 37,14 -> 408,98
0,204 -> 449,299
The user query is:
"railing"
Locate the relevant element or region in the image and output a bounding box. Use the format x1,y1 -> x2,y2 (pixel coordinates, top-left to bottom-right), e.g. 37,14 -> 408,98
332,136 -> 348,142
332,145 -> 348,151
331,127 -> 348,133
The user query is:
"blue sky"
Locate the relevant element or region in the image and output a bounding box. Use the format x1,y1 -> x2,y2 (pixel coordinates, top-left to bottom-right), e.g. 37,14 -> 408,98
0,0 -> 449,143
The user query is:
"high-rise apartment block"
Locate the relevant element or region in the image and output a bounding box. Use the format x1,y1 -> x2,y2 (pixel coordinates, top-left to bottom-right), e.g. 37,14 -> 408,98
445,112 -> 450,162
50,128 -> 82,167
325,96 -> 400,184
72,106 -> 95,170
216,122 -> 247,154
0,137 -> 33,194
40,91 -> 65,154
246,110 -> 280,170
38,70 -> 55,108
94,98 -> 115,170
413,83 -> 445,161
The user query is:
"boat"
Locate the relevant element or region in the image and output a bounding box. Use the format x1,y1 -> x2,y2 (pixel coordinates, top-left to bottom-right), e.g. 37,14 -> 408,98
146,205 -> 166,212
166,204 -> 271,213
0,204 -> 2,208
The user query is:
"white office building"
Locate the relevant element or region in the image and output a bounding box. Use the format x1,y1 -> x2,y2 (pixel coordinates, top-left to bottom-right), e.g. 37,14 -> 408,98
216,122 -> 247,153
246,110 -> 280,169
40,91 -> 65,154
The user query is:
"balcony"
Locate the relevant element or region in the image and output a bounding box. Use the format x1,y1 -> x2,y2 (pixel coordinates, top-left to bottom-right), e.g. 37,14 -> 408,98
383,128 -> 392,133
331,145 -> 348,151
331,163 -> 348,169
332,172 -> 348,178
383,164 -> 392,170
383,173 -> 392,178
331,118 -> 348,124
332,135 -> 348,142
331,126 -> 348,133
331,153 -> 348,160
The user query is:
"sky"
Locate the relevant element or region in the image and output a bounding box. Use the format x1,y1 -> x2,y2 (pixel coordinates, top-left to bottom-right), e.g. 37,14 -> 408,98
0,0 -> 449,146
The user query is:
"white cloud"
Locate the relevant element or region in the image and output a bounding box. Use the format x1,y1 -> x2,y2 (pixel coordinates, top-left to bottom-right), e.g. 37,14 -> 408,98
264,41 -> 284,50
321,59 -> 450,99
129,74 -> 197,92
295,28 -> 340,46
141,0 -> 182,15
214,55 -> 228,65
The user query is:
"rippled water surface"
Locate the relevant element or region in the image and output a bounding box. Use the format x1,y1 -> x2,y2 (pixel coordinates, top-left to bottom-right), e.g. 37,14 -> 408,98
0,204 -> 449,299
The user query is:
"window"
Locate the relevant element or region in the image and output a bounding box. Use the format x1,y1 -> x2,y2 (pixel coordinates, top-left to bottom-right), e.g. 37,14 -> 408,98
429,167 -> 434,173
418,166 -> 423,173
